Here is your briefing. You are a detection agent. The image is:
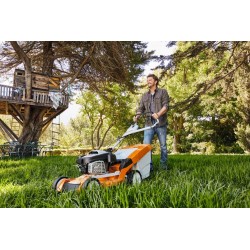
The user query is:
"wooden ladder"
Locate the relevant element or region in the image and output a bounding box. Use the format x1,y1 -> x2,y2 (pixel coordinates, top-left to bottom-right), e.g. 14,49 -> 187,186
51,116 -> 60,147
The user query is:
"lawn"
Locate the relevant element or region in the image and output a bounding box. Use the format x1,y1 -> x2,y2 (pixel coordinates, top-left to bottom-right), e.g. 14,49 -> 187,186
0,154 -> 249,208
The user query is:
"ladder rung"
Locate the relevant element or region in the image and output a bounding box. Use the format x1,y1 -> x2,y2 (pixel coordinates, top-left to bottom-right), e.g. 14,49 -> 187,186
51,117 -> 60,145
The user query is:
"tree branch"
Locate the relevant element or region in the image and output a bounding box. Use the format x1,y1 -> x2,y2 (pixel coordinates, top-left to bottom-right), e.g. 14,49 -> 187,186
172,54 -> 249,112
99,123 -> 114,149
61,42 -> 96,92
10,42 -> 31,69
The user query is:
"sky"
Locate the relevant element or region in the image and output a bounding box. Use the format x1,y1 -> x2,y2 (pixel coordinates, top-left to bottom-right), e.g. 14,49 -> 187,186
60,41 -> 174,125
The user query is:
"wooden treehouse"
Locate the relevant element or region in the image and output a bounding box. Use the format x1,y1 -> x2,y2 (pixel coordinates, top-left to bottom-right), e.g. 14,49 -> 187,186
0,69 -> 69,142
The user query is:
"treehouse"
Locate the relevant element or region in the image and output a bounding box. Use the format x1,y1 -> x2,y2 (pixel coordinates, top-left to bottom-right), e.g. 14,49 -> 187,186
0,69 -> 69,142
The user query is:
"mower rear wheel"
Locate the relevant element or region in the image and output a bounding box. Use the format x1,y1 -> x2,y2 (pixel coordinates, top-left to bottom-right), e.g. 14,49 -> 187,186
52,176 -> 68,190
85,178 -> 100,190
127,171 -> 142,185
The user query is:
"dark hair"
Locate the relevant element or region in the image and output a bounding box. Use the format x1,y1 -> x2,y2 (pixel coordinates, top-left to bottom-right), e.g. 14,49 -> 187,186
147,74 -> 159,86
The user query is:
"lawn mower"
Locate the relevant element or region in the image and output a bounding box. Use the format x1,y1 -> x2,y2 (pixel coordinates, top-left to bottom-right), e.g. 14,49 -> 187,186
52,118 -> 159,192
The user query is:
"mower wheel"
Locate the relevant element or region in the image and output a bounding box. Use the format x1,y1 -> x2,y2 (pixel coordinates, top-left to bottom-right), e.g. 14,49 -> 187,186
127,171 -> 142,185
52,176 -> 68,190
84,178 -> 100,190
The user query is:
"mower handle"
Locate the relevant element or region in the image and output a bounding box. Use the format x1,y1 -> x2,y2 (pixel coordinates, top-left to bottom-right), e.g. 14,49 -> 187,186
125,118 -> 159,136
109,118 -> 159,151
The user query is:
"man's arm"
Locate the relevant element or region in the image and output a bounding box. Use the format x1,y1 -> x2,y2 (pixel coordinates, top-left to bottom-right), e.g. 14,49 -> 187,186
134,96 -> 145,122
152,106 -> 167,120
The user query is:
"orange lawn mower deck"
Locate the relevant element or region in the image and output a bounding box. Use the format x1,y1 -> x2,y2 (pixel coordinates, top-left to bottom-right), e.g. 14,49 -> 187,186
53,119 -> 159,192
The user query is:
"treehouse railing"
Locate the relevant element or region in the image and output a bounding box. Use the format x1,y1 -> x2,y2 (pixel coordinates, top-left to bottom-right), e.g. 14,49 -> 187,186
33,90 -> 51,104
0,84 -> 68,107
0,85 -> 23,101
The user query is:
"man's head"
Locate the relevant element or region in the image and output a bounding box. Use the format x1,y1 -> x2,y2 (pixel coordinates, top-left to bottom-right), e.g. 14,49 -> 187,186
147,74 -> 159,89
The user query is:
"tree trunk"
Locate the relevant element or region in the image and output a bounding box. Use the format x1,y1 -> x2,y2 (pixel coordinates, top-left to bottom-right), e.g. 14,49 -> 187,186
22,65 -> 32,136
172,114 -> 184,153
98,124 -> 113,149
19,107 -> 47,144
173,133 -> 181,153
96,113 -> 104,149
10,41 -> 56,144
42,42 -> 54,76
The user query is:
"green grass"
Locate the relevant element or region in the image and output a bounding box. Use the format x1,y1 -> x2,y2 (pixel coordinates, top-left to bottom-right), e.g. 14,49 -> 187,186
0,155 -> 249,208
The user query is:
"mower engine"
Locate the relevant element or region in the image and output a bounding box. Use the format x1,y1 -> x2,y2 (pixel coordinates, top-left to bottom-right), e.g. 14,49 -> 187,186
88,161 -> 107,174
76,150 -> 117,174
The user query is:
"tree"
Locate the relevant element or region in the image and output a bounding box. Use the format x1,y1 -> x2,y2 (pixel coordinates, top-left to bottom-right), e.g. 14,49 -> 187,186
158,42 -> 250,153
75,83 -> 133,149
0,41 -> 152,144
233,49 -> 250,152
159,41 -> 250,112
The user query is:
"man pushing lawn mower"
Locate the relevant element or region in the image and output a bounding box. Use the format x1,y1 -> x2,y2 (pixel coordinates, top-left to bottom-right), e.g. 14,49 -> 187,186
52,74 -> 169,192
134,74 -> 169,171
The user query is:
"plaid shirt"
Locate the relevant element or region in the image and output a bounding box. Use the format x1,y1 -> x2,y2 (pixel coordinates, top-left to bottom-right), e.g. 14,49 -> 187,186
136,88 -> 169,126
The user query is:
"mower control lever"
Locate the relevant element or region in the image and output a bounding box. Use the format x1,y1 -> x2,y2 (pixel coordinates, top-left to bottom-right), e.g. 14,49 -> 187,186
109,119 -> 160,151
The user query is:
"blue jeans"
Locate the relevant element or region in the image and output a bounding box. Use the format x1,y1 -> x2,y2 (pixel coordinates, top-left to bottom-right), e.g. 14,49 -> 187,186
143,125 -> 167,170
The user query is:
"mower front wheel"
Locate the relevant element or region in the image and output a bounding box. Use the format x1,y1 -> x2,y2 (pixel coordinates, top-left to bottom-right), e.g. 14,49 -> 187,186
52,176 -> 68,191
84,178 -> 101,190
127,171 -> 142,185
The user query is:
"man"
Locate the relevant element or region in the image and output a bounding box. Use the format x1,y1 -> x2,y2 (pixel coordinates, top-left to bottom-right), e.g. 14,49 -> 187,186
134,74 -> 169,171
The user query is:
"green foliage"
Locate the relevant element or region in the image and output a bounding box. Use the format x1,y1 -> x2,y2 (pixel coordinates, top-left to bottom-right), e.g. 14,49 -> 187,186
235,124 -> 250,153
60,83 -> 136,149
0,155 -> 249,208
158,42 -> 249,154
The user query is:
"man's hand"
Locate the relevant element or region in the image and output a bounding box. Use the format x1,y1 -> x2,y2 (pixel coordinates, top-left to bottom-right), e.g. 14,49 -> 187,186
152,113 -> 159,120
133,115 -> 140,123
